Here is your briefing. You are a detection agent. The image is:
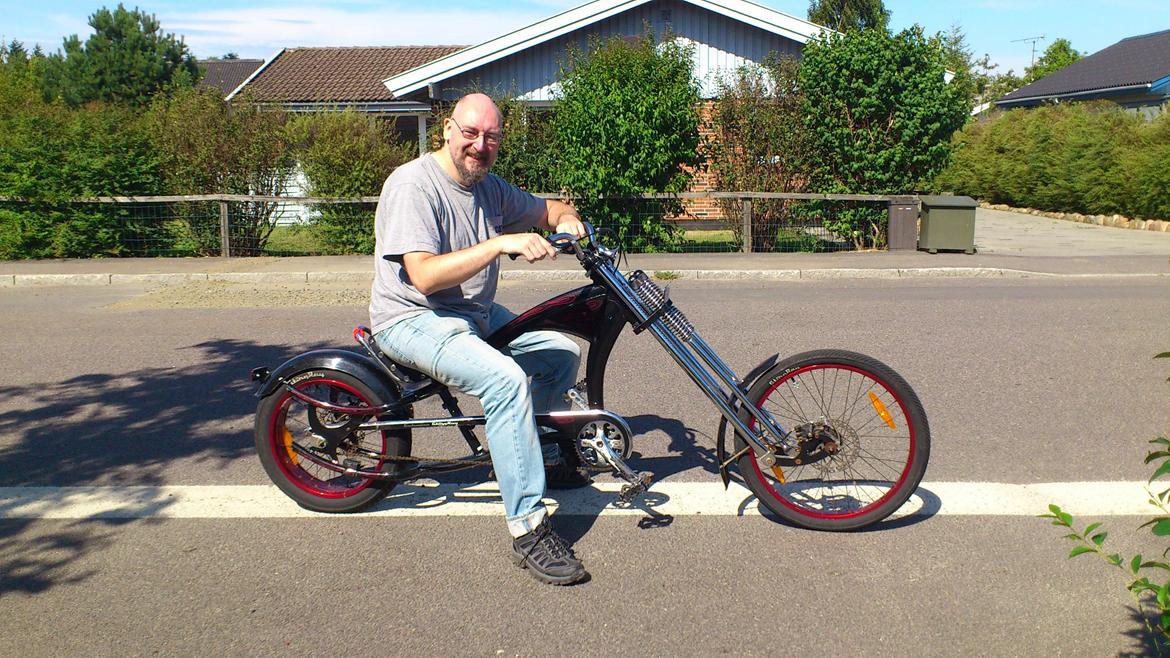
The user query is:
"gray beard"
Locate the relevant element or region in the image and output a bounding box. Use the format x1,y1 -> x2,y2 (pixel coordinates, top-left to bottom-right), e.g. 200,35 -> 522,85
452,158 -> 488,186
449,144 -> 490,186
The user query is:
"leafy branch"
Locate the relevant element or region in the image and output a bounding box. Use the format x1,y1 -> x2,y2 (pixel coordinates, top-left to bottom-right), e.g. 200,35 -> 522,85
1041,353 -> 1170,650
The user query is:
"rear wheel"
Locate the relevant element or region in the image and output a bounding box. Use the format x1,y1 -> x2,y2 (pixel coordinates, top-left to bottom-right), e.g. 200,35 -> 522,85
254,370 -> 411,513
735,350 -> 929,531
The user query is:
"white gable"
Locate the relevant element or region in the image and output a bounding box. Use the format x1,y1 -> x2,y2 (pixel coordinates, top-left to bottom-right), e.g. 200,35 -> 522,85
383,0 -> 827,101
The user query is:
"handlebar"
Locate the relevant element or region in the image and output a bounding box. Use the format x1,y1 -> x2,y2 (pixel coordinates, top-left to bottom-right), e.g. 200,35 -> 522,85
507,221 -> 616,263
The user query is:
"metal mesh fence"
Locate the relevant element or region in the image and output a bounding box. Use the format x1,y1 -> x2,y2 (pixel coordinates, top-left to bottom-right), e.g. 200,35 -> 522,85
0,194 -> 898,258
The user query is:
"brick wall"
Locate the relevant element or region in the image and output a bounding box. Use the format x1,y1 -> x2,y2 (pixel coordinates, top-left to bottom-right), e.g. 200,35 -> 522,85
672,100 -> 728,226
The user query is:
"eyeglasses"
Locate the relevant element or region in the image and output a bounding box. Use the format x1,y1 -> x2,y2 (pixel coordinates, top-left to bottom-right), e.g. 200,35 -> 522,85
448,117 -> 503,146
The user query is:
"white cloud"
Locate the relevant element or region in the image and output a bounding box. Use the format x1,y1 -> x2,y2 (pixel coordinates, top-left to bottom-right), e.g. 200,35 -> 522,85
162,6 -> 558,59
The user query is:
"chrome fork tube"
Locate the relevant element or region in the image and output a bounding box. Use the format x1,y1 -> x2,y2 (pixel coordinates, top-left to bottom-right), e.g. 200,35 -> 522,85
687,334 -> 789,442
593,262 -> 782,454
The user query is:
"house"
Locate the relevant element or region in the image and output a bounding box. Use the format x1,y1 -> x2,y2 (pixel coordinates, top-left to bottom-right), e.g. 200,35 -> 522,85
996,28 -> 1170,117
227,46 -> 467,153
196,58 -> 264,97
231,0 -> 827,152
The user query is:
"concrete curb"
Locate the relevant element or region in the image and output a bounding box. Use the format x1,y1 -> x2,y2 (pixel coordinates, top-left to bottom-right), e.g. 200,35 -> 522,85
3,268 -> 1166,288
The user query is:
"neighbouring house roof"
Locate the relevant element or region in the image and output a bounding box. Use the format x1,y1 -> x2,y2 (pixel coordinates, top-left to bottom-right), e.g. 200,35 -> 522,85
998,28 -> 1170,107
228,45 -> 465,109
196,58 -> 263,97
382,0 -> 827,100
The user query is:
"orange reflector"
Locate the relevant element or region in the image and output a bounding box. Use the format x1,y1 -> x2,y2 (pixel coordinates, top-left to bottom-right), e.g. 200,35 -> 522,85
770,465 -> 786,484
869,391 -> 897,429
282,428 -> 299,465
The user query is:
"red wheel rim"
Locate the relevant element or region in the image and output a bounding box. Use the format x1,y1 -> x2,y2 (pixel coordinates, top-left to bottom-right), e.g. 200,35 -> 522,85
268,378 -> 385,499
748,364 -> 916,521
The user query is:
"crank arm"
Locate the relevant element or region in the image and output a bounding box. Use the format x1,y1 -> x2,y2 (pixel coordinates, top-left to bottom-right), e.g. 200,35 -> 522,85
580,429 -> 652,503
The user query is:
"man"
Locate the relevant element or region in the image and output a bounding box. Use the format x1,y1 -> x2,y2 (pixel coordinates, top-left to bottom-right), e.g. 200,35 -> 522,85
371,93 -> 589,585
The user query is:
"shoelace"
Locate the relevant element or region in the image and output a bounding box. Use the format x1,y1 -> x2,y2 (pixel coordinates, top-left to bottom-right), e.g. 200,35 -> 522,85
536,526 -> 572,560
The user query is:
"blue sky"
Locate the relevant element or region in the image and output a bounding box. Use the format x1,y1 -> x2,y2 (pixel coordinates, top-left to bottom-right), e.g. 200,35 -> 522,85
3,0 -> 1167,76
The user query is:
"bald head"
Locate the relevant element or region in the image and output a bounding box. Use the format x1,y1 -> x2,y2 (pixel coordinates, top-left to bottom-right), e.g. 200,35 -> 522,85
451,93 -> 503,126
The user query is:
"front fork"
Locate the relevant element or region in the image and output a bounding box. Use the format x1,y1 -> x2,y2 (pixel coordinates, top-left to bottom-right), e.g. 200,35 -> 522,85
593,265 -> 792,469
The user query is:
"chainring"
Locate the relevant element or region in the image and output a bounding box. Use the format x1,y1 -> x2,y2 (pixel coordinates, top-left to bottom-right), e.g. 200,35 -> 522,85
574,419 -> 633,468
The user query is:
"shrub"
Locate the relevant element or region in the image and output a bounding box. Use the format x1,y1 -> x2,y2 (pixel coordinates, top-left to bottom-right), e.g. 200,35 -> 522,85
706,56 -> 816,252
550,30 -> 702,252
937,103 -> 1168,221
146,87 -> 296,255
800,26 -> 969,249
289,110 -> 414,254
0,60 -> 165,257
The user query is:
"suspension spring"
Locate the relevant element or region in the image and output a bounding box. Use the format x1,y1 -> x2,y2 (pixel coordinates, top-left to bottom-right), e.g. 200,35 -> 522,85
627,270 -> 695,341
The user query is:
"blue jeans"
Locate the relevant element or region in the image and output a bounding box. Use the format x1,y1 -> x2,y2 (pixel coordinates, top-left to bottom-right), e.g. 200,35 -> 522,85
374,304 -> 580,537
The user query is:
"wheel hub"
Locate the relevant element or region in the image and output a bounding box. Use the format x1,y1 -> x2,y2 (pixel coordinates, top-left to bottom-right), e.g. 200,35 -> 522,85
781,420 -> 859,472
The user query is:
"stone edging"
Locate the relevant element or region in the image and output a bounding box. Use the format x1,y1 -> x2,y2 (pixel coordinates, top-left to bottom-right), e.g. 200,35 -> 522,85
2,268 -> 1165,288
980,202 -> 1170,233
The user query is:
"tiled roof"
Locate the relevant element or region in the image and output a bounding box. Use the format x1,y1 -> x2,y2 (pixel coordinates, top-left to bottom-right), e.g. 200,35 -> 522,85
999,29 -> 1170,104
197,59 -> 264,96
237,46 -> 465,103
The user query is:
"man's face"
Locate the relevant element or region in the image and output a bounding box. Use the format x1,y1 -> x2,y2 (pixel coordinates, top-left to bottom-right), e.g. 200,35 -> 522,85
445,112 -> 502,186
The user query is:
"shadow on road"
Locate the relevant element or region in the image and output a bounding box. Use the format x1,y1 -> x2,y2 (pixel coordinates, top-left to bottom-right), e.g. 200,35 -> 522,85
0,338 -> 327,596
1120,604 -> 1167,657
0,338 -> 325,487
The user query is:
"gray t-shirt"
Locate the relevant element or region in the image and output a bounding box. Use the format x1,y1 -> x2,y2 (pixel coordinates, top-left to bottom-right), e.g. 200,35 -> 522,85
370,153 -> 546,334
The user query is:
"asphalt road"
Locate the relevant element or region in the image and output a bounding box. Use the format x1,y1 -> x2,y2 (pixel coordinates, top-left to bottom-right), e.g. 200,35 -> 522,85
2,277 -> 1169,656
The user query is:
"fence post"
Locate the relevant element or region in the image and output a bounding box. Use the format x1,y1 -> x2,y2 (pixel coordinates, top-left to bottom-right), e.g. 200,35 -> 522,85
741,199 -> 752,253
887,196 -> 918,251
219,200 -> 231,257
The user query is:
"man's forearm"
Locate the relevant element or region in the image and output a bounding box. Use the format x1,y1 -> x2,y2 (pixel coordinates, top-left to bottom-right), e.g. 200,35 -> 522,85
401,241 -> 500,296
541,199 -> 580,231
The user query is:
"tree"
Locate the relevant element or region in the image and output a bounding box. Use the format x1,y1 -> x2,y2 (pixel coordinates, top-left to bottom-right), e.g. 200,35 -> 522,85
551,31 -> 702,251
707,56 -> 816,251
800,26 -> 968,248
934,24 -> 979,115
146,87 -> 296,255
288,110 -> 415,254
807,0 -> 889,32
43,4 -> 198,107
1025,38 -> 1081,83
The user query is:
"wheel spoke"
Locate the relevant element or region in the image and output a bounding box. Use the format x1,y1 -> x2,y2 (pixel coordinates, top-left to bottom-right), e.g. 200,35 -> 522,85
742,354 -> 926,528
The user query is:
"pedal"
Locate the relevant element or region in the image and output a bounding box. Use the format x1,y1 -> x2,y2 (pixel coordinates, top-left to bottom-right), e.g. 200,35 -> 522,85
617,472 -> 653,504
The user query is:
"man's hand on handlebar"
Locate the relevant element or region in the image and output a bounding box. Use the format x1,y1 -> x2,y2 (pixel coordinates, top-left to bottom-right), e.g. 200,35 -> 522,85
497,232 -> 559,263
552,213 -> 587,240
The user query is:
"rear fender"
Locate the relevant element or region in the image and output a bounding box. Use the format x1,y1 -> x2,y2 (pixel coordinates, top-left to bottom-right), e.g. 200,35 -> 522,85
252,349 -> 399,405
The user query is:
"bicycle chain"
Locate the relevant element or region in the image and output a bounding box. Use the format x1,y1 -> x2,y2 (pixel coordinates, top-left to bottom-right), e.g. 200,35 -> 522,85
335,446 -> 614,472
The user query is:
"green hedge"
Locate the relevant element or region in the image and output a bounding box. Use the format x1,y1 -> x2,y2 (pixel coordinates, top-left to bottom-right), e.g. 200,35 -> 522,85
936,103 -> 1170,220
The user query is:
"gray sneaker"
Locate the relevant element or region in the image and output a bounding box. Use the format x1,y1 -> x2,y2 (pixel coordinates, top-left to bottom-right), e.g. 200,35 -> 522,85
512,519 -> 588,585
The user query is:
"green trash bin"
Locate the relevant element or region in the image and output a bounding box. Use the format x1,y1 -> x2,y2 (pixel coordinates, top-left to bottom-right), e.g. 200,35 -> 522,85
919,195 -> 977,254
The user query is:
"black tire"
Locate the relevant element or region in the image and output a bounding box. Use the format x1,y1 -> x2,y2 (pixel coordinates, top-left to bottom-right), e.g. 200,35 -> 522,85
734,350 -> 930,531
254,369 -> 411,513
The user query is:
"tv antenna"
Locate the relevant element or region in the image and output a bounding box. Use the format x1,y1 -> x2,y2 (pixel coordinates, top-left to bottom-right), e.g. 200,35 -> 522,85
1012,35 -> 1046,67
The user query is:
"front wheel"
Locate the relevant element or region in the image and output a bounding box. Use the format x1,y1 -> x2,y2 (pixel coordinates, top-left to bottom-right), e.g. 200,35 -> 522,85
734,350 -> 930,531
254,369 -> 411,513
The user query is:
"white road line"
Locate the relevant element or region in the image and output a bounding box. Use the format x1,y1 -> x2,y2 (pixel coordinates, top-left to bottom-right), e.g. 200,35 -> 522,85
0,481 -> 1156,519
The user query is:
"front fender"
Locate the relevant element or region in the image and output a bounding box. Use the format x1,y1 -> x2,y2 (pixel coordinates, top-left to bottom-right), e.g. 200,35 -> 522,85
716,353 -> 779,488
252,348 -> 399,404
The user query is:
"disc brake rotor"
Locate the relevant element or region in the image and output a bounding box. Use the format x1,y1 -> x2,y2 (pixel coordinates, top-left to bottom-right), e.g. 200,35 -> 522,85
811,419 -> 860,475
